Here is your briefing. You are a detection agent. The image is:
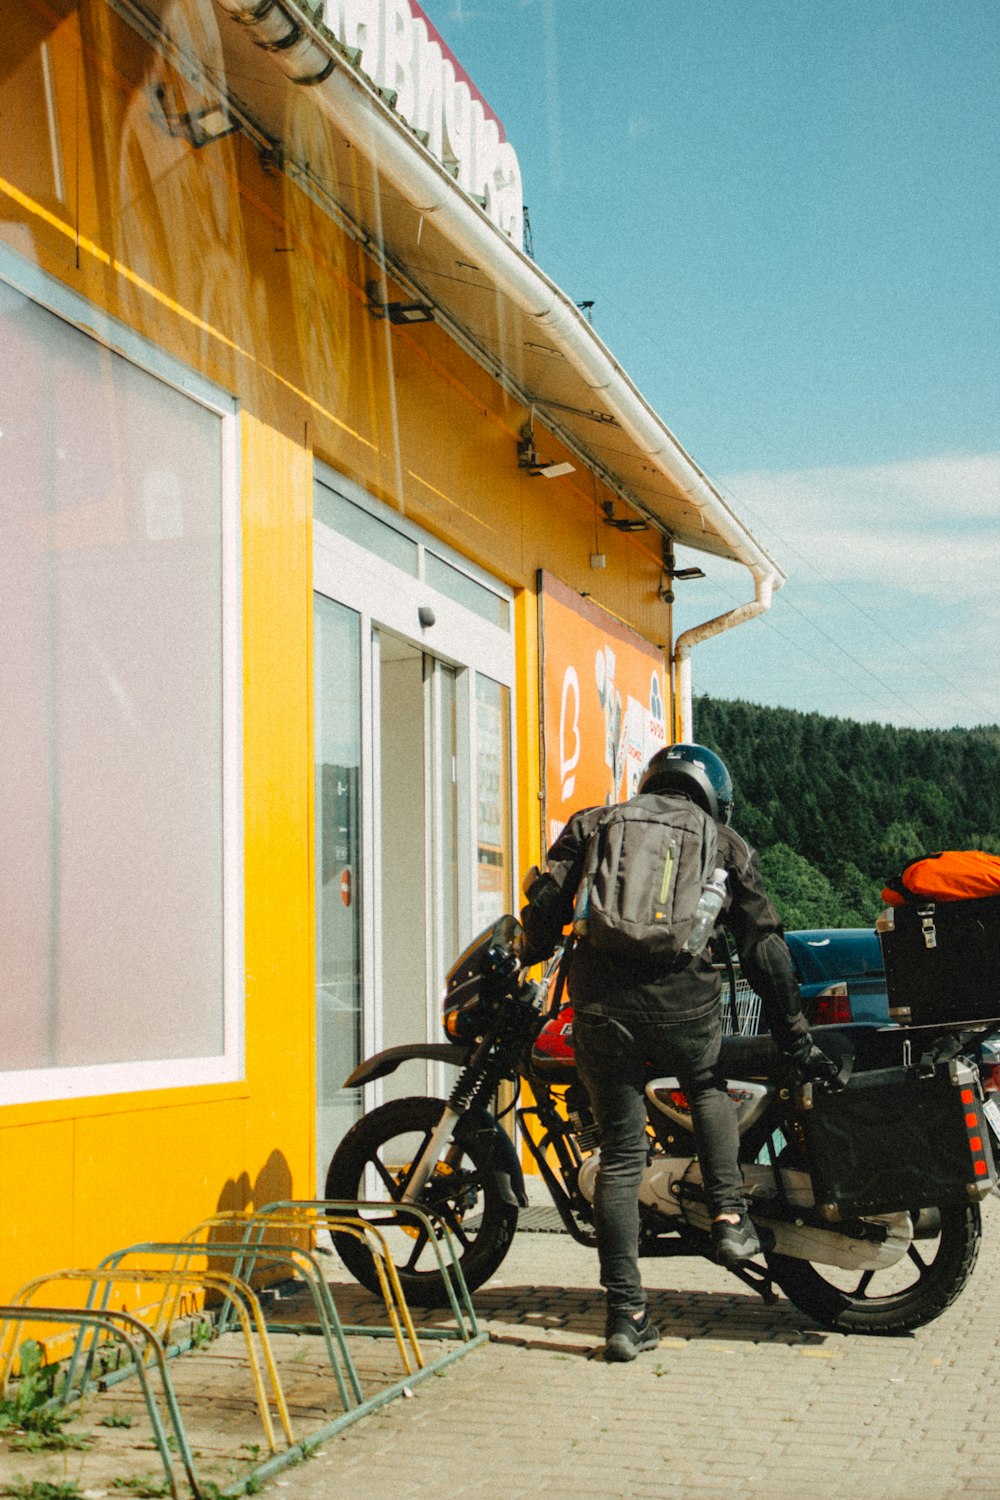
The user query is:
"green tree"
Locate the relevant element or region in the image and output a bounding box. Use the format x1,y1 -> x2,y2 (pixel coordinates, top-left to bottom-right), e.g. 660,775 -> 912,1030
828,860 -> 884,926
692,694 -> 1000,919
758,844 -> 841,930
876,820 -> 925,879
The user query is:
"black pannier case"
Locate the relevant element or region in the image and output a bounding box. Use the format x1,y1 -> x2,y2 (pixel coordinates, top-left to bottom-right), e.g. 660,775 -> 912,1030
876,894 -> 1000,1029
798,1059 -> 996,1219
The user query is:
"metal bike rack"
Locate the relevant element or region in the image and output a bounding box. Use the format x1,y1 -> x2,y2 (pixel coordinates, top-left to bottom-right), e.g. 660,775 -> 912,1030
7,1266 -> 293,1451
0,1303 -> 198,1499
0,1198 -> 487,1497
96,1240 -> 359,1412
188,1199 -> 488,1497
186,1213 -> 420,1378
257,1199 -> 483,1341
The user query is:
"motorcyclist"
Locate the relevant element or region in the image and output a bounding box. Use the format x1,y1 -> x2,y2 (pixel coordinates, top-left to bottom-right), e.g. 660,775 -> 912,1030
520,742 -> 837,1362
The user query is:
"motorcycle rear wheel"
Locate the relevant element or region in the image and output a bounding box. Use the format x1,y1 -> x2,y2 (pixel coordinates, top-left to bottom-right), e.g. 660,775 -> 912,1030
767,1202 -> 981,1334
324,1095 -> 520,1307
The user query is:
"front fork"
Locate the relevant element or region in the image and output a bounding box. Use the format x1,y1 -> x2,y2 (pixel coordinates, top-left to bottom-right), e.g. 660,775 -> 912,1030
400,1019 -> 510,1204
401,1106 -> 464,1203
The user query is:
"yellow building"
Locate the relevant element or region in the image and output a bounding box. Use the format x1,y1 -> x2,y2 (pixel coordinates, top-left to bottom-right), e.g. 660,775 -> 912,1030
0,0 -> 783,1298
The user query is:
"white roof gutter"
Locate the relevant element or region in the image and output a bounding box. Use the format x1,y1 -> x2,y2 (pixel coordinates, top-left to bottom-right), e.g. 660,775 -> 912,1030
214,0 -> 784,717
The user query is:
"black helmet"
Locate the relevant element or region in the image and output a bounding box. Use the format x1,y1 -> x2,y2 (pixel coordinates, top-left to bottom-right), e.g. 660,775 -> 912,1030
639,743 -> 734,824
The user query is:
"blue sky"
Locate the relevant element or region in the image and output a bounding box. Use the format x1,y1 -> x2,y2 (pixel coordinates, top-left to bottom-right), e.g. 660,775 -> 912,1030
418,1 -> 1000,729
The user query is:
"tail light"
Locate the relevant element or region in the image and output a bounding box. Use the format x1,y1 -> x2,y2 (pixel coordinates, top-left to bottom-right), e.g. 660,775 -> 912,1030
981,1063 -> 1000,1093
813,982 -> 852,1026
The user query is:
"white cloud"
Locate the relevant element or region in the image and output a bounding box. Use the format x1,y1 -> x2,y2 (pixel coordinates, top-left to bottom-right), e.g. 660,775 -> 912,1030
676,452 -> 1000,727
728,452 -> 1000,520
719,452 -> 1000,600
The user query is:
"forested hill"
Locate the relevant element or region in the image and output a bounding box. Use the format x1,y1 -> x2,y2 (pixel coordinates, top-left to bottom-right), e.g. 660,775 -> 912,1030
693,696 -> 1000,931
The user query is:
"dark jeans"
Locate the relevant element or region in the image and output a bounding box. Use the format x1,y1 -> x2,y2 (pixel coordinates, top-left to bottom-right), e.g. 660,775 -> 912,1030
573,1005 -> 745,1317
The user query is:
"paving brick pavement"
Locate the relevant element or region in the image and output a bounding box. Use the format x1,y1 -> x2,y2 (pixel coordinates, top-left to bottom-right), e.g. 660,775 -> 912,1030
3,1198 -> 1000,1500
262,1196 -> 1000,1500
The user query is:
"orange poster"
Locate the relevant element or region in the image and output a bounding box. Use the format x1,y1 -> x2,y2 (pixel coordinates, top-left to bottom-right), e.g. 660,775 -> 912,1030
539,572 -> 668,849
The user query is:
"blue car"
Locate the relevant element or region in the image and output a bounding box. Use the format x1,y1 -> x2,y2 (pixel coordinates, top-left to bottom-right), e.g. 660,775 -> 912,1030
720,927 -> 890,1034
784,928 -> 889,1026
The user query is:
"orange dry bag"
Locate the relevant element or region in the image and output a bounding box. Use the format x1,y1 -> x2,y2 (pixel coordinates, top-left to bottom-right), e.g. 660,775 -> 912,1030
881,850 -> 1000,906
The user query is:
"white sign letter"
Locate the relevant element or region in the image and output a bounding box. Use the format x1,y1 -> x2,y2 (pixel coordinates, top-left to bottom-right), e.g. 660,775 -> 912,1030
559,666 -> 580,803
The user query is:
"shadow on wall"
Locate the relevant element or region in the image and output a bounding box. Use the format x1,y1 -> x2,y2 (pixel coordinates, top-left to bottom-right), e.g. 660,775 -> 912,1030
215,1149 -> 295,1219
201,1152 -> 298,1293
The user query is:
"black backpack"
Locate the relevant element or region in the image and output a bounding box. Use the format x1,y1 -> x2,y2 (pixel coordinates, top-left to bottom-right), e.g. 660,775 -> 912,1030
572,792 -> 720,964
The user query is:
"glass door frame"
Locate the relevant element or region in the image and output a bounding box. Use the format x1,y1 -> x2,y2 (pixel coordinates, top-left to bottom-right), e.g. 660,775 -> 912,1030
312,465 -> 517,1111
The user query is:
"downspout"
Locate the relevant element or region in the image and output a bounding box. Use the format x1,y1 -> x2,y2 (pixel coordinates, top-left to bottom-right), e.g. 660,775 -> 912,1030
672,572 -> 776,744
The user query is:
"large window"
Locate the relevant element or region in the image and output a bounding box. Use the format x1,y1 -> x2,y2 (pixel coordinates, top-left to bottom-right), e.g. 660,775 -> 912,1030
0,261 -> 241,1105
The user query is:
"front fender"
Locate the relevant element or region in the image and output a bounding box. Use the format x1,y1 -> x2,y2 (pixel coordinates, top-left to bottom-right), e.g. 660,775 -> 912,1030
460,1107 -> 528,1208
344,1042 -> 471,1089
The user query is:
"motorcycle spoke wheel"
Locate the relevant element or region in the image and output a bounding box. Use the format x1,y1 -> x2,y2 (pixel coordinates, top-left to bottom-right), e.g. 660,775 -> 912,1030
398,1222 -> 432,1274
767,1203 -> 981,1334
324,1095 -> 519,1307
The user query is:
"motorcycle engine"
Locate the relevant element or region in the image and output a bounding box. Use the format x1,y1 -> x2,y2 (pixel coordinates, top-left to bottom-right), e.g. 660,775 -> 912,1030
576,1148 -> 691,1218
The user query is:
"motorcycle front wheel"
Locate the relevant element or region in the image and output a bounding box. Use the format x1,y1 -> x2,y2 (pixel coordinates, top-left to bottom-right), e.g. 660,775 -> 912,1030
767,1202 -> 981,1334
324,1095 -> 520,1307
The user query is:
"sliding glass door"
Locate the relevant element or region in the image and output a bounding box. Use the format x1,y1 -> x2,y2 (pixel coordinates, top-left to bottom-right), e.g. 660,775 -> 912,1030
313,470 -> 515,1189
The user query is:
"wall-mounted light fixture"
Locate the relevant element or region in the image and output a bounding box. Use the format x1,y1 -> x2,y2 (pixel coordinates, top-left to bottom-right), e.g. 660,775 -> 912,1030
366,280 -> 435,324
602,501 -> 648,532
659,539 -> 706,602
154,86 -> 238,149
517,421 -> 575,479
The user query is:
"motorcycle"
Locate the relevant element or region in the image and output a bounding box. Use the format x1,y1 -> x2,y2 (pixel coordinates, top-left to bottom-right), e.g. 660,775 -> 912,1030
325,915 -> 1000,1334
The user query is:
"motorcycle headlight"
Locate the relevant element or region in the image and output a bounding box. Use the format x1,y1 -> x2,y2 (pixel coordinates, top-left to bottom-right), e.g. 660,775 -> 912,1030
443,993 -> 486,1042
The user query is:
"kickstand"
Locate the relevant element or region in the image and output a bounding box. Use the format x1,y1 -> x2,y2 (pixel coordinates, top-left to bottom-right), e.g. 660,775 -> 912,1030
727,1258 -> 778,1304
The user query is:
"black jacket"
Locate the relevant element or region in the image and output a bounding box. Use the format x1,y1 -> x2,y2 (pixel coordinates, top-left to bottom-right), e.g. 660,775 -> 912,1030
521,798 -> 810,1048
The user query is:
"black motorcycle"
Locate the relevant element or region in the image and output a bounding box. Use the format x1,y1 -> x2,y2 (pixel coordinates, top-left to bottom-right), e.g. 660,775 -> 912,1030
326,916 -> 1000,1334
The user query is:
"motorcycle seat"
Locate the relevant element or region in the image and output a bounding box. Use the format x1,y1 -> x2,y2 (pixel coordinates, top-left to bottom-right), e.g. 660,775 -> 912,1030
720,1024 -> 880,1083
718,1031 -> 780,1079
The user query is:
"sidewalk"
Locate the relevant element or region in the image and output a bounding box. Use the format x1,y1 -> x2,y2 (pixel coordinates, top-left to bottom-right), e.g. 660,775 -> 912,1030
308,1203 -> 1000,1500
2,1199 -> 997,1500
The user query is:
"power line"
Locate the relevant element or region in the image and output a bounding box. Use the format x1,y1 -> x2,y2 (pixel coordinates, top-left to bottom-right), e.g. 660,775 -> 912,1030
681,569 -> 940,727
719,484 -> 997,711
529,206 -> 997,726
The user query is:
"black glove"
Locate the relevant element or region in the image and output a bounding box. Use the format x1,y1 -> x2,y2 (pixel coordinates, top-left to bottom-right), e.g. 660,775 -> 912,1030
784,1036 -> 842,1087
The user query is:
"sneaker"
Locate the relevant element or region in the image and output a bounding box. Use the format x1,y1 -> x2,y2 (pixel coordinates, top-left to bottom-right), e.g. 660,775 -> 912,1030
711,1213 -> 773,1268
602,1310 -> 660,1363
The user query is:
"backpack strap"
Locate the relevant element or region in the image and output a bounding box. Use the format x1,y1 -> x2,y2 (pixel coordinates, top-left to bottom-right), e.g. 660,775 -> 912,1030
570,807 -> 612,936
549,932 -> 577,1013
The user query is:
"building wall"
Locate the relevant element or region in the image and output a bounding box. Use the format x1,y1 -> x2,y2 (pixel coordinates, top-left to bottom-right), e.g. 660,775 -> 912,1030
0,0 -> 672,1296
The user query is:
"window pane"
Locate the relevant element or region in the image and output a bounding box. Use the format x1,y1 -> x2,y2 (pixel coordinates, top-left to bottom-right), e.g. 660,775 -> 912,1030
315,481 -> 418,575
315,595 -> 363,1165
475,676 -> 512,929
425,552 -> 510,629
0,279 -> 225,1073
